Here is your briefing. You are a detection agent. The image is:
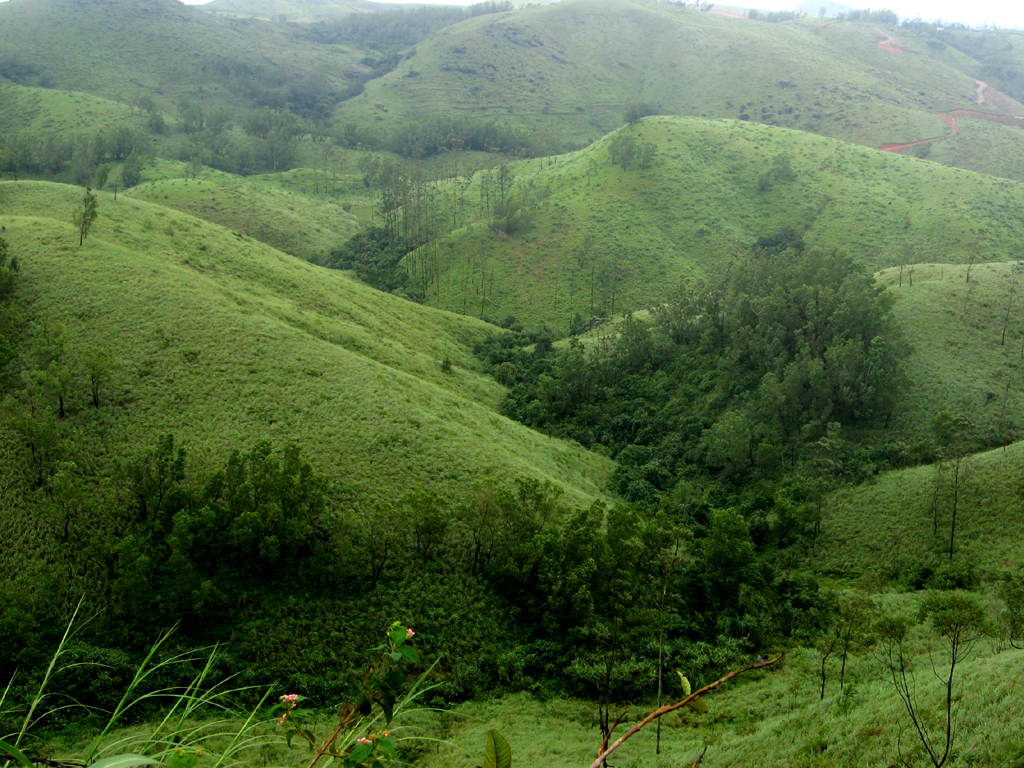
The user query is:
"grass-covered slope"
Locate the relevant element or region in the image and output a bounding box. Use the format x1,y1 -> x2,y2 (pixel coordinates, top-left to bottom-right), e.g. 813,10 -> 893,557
335,0 -> 999,152
879,261 -> 1024,445
126,171 -> 363,264
807,263 -> 1024,576
414,644 -> 1024,768
0,180 -> 612,505
818,439 -> 1024,580
0,0 -> 359,111
0,82 -> 146,136
427,116 -> 1024,331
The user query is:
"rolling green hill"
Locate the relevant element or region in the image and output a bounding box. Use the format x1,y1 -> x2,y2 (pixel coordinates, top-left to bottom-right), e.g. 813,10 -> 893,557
0,180 -> 611,505
818,439 -> 1024,580
421,116 -> 1024,332
126,169 -> 363,263
0,0 -> 363,113
0,82 -> 146,136
334,0 -> 1018,157
879,260 -> 1024,445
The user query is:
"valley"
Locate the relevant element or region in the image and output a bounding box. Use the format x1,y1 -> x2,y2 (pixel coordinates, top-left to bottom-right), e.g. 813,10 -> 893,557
2,0 -> 1024,766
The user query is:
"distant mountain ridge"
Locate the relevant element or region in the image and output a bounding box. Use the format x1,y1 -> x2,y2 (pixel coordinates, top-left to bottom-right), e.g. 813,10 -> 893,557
334,0 -> 1024,171
198,0 -> 409,22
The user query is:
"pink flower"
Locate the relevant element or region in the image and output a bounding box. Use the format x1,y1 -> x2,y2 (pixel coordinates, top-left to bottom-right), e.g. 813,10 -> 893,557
357,738 -> 372,745
281,694 -> 299,709
406,628 -> 415,638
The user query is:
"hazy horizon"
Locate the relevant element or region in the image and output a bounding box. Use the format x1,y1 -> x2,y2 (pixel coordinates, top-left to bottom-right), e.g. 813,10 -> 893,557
0,0 -> 1018,27
166,0 -> 1024,29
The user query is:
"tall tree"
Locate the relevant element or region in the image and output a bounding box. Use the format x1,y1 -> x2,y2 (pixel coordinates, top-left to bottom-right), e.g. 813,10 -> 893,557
72,187 -> 98,246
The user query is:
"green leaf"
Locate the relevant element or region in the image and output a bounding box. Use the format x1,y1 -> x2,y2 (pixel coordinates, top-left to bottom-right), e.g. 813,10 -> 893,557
0,739 -> 33,767
675,671 -> 691,697
386,669 -> 403,690
399,645 -> 420,663
686,695 -> 709,715
483,729 -> 512,768
356,693 -> 372,717
387,625 -> 407,647
376,736 -> 396,759
349,742 -> 373,764
89,755 -> 165,768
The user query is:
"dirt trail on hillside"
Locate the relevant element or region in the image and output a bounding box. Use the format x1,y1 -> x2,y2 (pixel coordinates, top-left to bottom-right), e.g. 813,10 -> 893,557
974,80 -> 988,104
879,114 -> 956,152
880,108 -> 1024,153
871,26 -> 910,54
813,20 -> 1024,153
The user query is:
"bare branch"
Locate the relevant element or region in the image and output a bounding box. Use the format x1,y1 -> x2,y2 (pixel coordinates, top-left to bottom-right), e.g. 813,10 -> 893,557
588,653 -> 783,768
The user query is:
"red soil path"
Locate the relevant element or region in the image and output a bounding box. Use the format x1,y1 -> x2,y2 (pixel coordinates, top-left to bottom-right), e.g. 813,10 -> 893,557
879,114 -> 956,153
879,109 -> 1024,153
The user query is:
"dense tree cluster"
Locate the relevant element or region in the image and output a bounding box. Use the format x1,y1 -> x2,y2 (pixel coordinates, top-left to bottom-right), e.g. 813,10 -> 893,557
0,55 -> 53,88
327,226 -> 415,295
838,8 -> 900,24
0,126 -> 152,186
0,428 -> 833,714
481,243 -> 912,505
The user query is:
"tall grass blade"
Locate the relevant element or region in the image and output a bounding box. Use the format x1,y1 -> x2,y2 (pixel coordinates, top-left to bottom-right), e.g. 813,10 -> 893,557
15,596 -> 87,749
84,625 -> 179,763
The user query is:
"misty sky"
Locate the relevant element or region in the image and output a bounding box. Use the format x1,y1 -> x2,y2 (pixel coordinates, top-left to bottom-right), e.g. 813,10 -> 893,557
171,0 -> 1023,30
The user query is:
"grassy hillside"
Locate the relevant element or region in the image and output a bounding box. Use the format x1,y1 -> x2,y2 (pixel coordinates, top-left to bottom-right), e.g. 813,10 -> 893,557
817,439 -> 1024,581
0,82 -> 146,136
126,169 -> 363,263
414,643 -> 1024,767
334,0 -> 1008,154
0,0 -> 362,113
0,180 -> 612,505
423,116 -> 1024,331
879,261 -> 1024,445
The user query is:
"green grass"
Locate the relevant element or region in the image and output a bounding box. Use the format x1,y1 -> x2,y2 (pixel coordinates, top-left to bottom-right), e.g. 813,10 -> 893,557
0,83 -> 145,136
198,0 -> 404,23
408,642 -> 1024,767
0,180 -> 612,507
879,261 -> 1024,444
126,167 -> 363,264
423,116 -> 1024,331
817,438 -> 1024,581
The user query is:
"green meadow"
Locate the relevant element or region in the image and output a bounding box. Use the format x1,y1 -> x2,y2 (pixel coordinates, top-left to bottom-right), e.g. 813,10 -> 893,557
412,645 -> 1024,768
0,83 -> 146,136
